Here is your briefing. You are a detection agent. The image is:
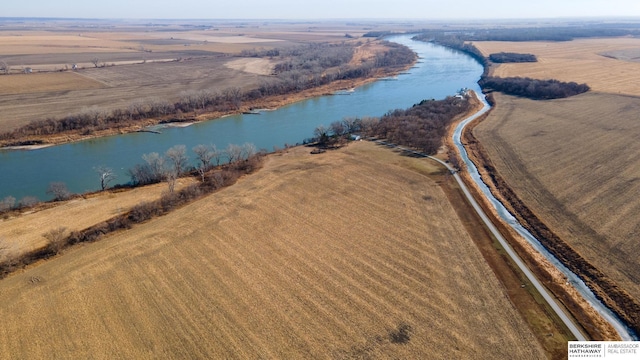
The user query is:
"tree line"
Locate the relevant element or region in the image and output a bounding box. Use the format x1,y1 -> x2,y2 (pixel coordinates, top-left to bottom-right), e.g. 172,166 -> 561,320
479,77 -> 590,100
415,26 -> 640,43
368,96 -> 472,154
1,41 -> 416,144
0,142 -> 259,214
488,52 -> 537,63
414,33 -> 590,100
0,146 -> 265,278
309,96 -> 472,156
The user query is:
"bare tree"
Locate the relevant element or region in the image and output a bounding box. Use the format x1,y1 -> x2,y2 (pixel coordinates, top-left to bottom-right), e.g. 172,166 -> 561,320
91,57 -> 100,68
210,172 -> 225,189
225,144 -> 243,163
313,125 -> 330,145
166,170 -> 178,194
447,149 -> 461,171
127,101 -> 149,120
359,116 -> 379,136
211,145 -> 223,166
79,106 -> 104,126
149,97 -> 174,117
193,144 -> 215,181
0,60 -> 10,75
179,90 -> 199,112
223,87 -> 243,110
0,196 -> 15,212
165,145 -> 188,176
241,142 -> 257,160
342,117 -> 361,133
43,227 -> 67,255
94,165 -> 117,190
142,152 -> 166,181
46,182 -> 72,201
329,120 -> 347,137
18,196 -> 39,208
195,89 -> 214,110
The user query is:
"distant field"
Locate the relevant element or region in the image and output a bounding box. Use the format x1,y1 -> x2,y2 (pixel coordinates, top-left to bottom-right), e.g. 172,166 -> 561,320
0,57 -> 263,132
0,72 -> 105,95
0,22 -> 365,133
474,92 -> 640,304
0,142 -> 545,359
473,38 -> 640,96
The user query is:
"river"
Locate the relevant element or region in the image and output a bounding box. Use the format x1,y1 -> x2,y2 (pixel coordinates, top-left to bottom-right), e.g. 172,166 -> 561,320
0,34 -> 483,201
1,32 -> 637,341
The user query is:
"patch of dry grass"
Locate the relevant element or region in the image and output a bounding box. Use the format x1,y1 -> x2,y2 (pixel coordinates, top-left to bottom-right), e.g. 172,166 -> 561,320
0,72 -> 105,95
224,58 -> 275,75
0,142 -> 545,359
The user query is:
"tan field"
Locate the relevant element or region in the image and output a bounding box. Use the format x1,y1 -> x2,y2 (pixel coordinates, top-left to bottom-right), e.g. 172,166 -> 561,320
0,179 -> 194,259
473,37 -> 640,96
0,72 -> 105,95
0,142 -> 547,359
474,91 -> 640,306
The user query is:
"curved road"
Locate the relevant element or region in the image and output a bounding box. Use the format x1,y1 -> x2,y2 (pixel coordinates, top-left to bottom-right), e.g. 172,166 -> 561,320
374,94 -> 588,341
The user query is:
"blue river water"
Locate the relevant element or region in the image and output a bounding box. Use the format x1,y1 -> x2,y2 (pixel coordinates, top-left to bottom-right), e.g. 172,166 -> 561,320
0,35 -> 483,201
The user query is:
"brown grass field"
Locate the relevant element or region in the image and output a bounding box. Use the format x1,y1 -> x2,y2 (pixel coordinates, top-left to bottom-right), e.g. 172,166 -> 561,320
473,38 -> 640,96
471,37 -> 640,324
0,179 -> 194,260
0,142 -> 548,359
0,72 -> 105,95
474,92 -> 640,307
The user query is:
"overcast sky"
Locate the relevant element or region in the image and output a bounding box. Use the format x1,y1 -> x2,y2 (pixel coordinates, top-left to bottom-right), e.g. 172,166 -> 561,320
4,0 -> 640,19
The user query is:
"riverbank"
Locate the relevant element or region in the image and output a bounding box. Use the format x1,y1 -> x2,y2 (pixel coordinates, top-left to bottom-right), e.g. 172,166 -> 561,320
0,65 -> 411,150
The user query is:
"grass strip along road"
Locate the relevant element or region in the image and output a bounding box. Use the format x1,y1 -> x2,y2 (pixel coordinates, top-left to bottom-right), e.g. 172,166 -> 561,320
373,99 -> 588,342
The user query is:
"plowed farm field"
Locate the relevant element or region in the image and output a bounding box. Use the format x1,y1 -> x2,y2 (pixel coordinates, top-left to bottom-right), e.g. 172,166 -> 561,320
474,37 -> 640,96
0,178 -> 195,259
0,142 -> 545,359
474,91 -> 640,304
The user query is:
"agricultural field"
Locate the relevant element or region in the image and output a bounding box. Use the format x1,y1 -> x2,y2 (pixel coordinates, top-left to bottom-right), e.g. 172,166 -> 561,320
0,178 -> 194,259
473,37 -> 640,96
473,91 -> 640,305
0,20 -> 405,133
471,37 -> 640,316
0,142 -> 546,359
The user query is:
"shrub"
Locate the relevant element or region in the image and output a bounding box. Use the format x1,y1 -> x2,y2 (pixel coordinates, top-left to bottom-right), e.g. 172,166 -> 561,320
388,323 -> 412,344
43,227 -> 67,255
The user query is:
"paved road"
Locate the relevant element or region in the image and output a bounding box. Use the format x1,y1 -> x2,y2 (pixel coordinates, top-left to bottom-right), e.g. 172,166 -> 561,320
375,140 -> 588,341
430,155 -> 588,341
